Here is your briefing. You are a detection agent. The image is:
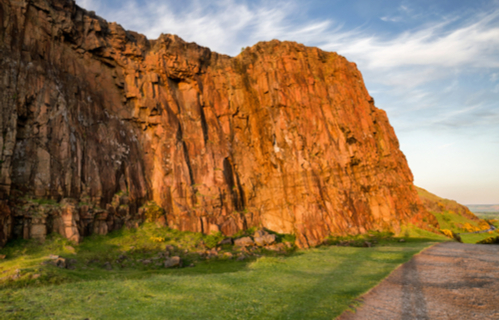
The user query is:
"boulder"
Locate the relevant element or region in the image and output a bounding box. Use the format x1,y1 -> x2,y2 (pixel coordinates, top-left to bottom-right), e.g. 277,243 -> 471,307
266,243 -> 286,252
234,237 -> 254,247
253,229 -> 268,238
254,234 -> 276,247
164,256 -> 181,268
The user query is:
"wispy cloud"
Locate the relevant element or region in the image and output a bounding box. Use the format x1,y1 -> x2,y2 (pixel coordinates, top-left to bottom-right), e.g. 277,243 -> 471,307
326,11 -> 498,71
75,0 -> 498,70
437,143 -> 455,150
75,0 -> 498,135
76,0 -> 335,56
381,16 -> 402,22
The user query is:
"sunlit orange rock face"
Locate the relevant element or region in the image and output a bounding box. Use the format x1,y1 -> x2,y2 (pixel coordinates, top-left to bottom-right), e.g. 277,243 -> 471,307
0,0 -> 435,247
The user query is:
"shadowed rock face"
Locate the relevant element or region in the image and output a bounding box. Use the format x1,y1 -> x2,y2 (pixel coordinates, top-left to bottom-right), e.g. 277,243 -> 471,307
0,0 -> 436,247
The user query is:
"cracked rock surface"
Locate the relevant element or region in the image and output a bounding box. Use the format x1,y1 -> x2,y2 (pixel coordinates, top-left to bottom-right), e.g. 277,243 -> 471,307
0,0 -> 437,248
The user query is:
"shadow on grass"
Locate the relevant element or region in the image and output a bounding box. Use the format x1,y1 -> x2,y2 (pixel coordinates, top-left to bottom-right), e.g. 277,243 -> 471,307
0,230 -> 435,298
0,240 -> 440,320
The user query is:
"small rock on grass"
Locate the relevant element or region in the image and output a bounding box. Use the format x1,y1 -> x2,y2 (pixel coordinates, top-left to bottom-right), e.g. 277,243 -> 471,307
164,256 -> 181,268
118,254 -> 128,261
11,269 -> 21,280
48,257 -> 66,268
218,238 -> 233,245
236,254 -> 246,261
103,262 -> 113,270
64,246 -> 76,254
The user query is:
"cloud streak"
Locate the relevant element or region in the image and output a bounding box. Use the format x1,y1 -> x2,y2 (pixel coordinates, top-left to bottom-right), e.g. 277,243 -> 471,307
336,12 -> 498,69
76,0 -> 498,69
75,0 -> 498,134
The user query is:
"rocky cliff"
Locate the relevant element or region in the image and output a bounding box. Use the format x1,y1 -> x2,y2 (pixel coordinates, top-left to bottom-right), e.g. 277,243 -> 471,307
0,0 -> 436,248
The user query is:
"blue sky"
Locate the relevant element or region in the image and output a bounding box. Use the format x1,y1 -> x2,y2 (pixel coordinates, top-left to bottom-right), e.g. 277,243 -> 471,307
76,0 -> 499,204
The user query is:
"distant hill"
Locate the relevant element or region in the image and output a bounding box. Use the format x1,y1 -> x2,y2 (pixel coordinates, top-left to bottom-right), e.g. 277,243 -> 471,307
466,205 -> 499,213
416,187 -> 479,221
466,205 -> 499,220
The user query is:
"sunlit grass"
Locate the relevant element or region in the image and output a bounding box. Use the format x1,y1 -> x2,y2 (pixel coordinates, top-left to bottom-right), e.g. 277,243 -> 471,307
1,241 -> 435,319
0,225 -> 440,319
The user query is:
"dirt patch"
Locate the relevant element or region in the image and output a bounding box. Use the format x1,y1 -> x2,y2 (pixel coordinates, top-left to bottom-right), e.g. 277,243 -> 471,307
337,242 -> 499,320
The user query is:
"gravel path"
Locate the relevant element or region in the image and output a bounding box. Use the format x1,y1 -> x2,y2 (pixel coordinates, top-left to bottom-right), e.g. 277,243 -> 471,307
337,242 -> 499,320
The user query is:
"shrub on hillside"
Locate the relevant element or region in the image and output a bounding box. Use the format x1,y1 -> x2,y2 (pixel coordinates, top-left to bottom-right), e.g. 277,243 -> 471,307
141,201 -> 165,222
452,232 -> 462,243
462,223 -> 479,233
477,236 -> 499,244
440,229 -> 453,238
203,232 -> 225,249
478,220 -> 492,230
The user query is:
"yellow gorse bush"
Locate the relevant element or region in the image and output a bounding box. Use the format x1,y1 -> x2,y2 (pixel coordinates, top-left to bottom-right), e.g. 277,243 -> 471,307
478,220 -> 491,230
462,223 -> 480,233
440,229 -> 453,238
150,236 -> 165,243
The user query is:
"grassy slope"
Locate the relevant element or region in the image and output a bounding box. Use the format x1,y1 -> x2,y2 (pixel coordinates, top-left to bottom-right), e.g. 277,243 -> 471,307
416,187 -> 499,244
0,225 -> 444,320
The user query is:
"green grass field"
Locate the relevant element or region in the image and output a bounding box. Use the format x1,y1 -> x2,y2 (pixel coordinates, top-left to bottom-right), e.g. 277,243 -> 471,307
474,212 -> 499,220
0,224 -> 446,320
2,206 -> 495,320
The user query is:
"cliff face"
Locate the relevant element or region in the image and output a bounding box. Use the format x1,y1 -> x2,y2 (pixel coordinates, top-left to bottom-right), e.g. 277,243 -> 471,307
0,0 -> 436,248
